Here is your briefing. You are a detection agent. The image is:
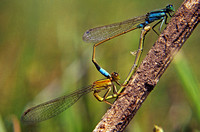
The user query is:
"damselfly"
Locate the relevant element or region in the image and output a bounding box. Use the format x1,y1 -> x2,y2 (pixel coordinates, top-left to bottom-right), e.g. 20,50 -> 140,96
21,72 -> 120,123
83,4 -> 175,78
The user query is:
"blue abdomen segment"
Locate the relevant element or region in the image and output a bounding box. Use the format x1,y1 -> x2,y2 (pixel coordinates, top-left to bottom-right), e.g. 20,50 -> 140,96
99,68 -> 111,78
93,61 -> 111,78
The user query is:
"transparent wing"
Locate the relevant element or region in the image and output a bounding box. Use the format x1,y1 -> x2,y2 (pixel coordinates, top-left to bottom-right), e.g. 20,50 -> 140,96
82,15 -> 146,43
21,85 -> 93,123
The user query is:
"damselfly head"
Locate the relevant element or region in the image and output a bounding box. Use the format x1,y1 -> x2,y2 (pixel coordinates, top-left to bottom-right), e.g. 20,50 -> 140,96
111,72 -> 120,81
166,4 -> 175,12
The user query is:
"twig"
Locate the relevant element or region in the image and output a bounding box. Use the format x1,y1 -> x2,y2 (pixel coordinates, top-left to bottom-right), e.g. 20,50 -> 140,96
93,0 -> 200,131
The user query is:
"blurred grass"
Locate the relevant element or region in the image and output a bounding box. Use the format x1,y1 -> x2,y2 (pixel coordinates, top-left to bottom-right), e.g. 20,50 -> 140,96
174,53 -> 200,123
0,0 -> 199,131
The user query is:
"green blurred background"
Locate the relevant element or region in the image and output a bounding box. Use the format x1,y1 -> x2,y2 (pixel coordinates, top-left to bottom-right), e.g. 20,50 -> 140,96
0,0 -> 199,131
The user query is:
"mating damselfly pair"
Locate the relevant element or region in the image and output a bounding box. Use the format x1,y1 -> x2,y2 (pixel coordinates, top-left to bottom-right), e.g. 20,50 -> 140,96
21,4 -> 175,123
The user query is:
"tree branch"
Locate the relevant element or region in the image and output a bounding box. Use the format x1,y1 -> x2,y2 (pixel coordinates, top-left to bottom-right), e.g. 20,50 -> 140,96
93,0 -> 200,131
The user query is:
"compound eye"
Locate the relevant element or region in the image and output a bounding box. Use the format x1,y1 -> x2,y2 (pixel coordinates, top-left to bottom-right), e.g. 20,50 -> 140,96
113,72 -> 118,77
